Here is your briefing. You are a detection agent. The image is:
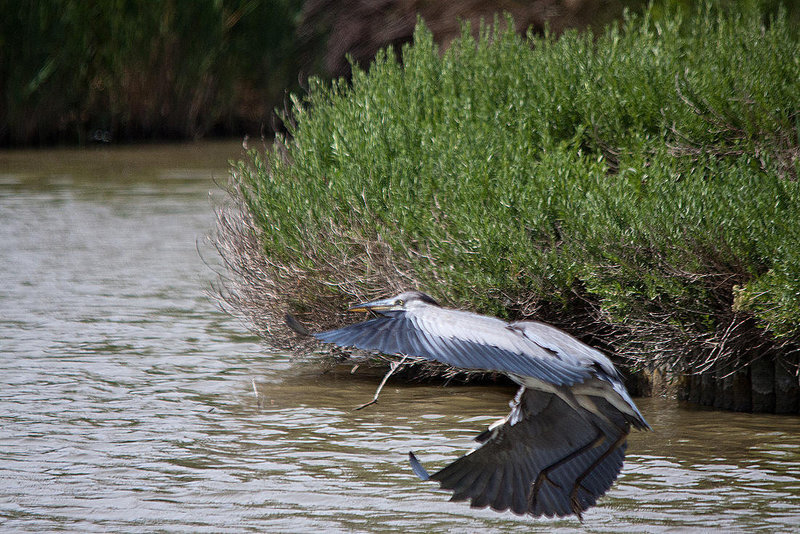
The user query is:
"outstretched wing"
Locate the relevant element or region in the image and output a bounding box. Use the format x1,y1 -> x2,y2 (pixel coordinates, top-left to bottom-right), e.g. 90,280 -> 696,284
411,388 -> 630,518
314,307 -> 594,387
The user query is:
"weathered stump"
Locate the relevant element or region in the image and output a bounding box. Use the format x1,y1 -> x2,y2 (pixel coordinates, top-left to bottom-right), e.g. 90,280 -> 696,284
699,371 -> 715,407
731,367 -> 751,412
750,357 -> 775,413
714,361 -> 734,410
677,354 -> 798,414
687,373 -> 702,405
774,355 -> 799,414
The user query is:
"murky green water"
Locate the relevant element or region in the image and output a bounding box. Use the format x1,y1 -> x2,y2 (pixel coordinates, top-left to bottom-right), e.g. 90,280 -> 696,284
1,142 -> 798,532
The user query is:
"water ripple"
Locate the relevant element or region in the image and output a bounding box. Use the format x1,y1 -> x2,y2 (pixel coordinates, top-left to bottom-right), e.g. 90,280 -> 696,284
1,143 -> 798,532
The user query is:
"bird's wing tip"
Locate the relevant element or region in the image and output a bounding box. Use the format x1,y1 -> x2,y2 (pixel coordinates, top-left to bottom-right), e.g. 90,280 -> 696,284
408,451 -> 431,481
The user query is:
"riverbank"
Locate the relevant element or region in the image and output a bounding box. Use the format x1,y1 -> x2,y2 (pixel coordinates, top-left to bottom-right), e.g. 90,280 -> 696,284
214,4 -> 800,413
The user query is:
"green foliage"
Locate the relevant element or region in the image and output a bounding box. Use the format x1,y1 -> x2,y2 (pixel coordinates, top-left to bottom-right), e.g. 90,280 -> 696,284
237,3 -> 800,362
0,0 -> 302,144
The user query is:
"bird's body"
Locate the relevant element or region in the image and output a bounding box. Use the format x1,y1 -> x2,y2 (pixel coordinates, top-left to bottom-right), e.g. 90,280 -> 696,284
307,290 -> 650,519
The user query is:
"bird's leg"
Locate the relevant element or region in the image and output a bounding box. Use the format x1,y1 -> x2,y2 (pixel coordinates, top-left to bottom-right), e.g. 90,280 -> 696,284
527,430 -> 606,512
355,355 -> 408,410
568,430 -> 628,518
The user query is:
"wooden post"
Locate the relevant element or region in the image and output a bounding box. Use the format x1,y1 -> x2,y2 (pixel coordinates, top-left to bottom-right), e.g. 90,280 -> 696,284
750,356 -> 775,413
699,371 -> 715,407
774,355 -> 799,414
731,366 -> 751,412
687,372 -> 702,405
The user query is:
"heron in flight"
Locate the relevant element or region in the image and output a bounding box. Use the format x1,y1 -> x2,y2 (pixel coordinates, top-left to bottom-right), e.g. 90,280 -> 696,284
296,290 -> 650,519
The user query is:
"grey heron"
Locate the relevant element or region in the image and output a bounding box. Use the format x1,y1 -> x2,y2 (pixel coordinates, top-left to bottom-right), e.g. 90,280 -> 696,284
299,290 -> 650,519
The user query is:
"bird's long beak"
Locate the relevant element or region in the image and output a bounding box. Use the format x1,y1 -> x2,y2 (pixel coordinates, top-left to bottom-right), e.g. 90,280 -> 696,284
348,297 -> 396,313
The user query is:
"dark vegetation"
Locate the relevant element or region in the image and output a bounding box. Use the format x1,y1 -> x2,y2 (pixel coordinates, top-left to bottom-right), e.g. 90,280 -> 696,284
1,0 -> 301,145
214,3 -> 800,406
12,0 -> 787,146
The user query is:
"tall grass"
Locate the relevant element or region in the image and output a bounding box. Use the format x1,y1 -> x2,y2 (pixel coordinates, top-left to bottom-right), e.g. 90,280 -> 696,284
220,3 -> 799,375
0,0 -> 301,145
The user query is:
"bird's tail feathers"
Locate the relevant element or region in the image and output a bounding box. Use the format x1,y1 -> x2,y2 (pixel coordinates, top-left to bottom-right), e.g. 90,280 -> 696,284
284,313 -> 311,337
611,381 -> 651,430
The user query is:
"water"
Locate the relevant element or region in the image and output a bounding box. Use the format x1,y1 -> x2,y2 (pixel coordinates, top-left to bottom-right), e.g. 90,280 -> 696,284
1,142 -> 799,533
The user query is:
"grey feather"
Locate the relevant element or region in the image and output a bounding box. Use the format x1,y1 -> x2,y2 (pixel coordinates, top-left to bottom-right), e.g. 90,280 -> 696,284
311,291 -> 650,519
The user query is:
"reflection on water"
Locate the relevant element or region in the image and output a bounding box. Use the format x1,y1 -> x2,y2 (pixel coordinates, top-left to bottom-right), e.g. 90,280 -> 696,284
1,142 -> 798,532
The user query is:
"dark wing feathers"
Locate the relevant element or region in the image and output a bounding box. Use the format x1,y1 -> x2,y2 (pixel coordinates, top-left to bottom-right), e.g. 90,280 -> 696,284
314,308 -> 592,387
510,465 -> 529,515
428,389 -> 629,518
490,465 -> 511,511
472,468 -> 501,509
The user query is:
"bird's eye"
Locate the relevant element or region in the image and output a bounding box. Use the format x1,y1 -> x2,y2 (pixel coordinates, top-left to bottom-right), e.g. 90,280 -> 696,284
395,299 -> 404,306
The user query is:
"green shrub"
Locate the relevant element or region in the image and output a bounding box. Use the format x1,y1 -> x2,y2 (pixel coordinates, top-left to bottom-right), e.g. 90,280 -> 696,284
224,3 -> 800,371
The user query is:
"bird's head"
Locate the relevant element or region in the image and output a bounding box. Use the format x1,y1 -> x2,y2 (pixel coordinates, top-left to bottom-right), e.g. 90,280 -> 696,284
348,290 -> 439,313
